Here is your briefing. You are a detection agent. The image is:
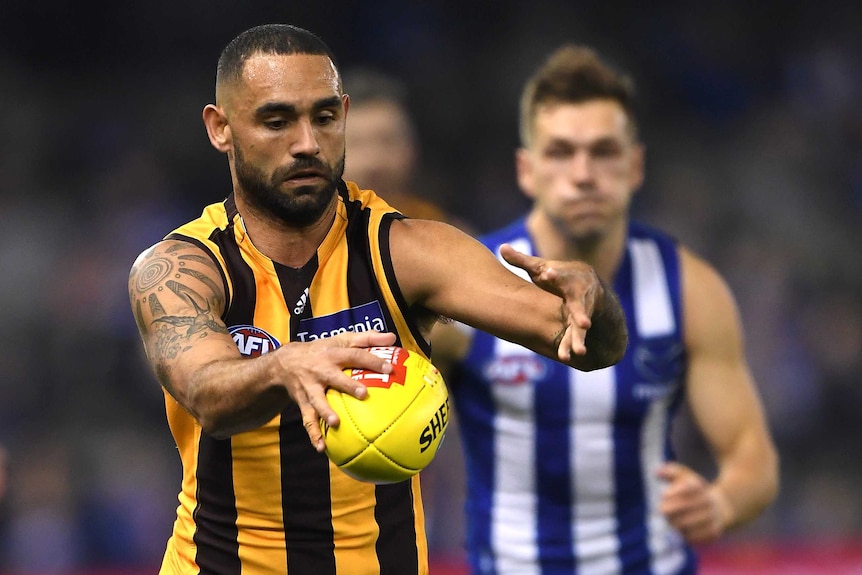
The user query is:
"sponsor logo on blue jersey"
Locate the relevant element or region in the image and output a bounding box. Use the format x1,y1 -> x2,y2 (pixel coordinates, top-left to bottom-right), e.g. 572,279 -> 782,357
229,325 -> 281,357
296,300 -> 387,342
482,355 -> 548,385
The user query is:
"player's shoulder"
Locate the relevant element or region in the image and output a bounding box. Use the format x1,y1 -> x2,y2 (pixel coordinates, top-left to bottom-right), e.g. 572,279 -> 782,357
130,238 -> 211,276
678,244 -> 739,316
388,215 -> 466,246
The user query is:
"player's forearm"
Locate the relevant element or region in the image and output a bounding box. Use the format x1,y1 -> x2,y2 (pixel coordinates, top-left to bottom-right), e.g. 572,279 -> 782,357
714,445 -> 780,530
168,352 -> 291,439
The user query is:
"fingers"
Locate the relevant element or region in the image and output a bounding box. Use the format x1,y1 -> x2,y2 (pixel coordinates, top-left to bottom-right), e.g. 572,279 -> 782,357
499,243 -> 541,275
346,330 -> 397,350
501,243 -> 598,360
283,331 -> 398,452
556,326 -> 587,361
499,244 -> 563,293
657,463 -> 725,543
300,402 -> 327,452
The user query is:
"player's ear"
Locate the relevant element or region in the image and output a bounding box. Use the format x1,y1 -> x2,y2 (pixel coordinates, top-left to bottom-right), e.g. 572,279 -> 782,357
515,147 -> 538,200
203,104 -> 232,153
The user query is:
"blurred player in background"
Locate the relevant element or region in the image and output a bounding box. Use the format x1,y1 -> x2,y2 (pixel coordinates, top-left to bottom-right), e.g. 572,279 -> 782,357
342,67 -> 450,222
434,45 -> 779,574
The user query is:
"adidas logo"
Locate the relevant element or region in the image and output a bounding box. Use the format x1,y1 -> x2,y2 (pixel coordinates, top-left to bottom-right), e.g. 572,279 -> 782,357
294,288 -> 309,315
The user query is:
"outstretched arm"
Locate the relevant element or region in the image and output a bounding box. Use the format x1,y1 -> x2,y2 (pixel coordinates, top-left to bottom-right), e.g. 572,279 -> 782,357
390,219 -> 627,371
129,239 -> 396,449
657,247 -> 779,543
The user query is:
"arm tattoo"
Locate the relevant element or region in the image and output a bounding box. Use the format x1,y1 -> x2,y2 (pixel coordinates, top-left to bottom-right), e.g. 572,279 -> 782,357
148,293 -> 166,316
178,253 -> 220,270
131,243 -> 230,386
152,280 -> 227,339
134,256 -> 173,292
148,281 -> 228,379
178,267 -> 224,309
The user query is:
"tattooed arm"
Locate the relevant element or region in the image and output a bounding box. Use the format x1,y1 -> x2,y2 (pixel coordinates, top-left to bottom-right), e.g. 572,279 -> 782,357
129,239 -> 396,448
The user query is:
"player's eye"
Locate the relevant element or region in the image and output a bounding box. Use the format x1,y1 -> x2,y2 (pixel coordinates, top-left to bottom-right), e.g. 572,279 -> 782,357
263,119 -> 288,130
591,141 -> 623,159
315,113 -> 336,126
545,145 -> 572,159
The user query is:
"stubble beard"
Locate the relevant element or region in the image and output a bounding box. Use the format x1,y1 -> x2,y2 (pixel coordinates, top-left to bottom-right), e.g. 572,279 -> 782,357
234,144 -> 346,228
551,214 -> 607,253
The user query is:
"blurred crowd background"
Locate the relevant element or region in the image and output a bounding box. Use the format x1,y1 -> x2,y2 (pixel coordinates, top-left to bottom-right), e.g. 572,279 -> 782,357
1,1 -> 860,573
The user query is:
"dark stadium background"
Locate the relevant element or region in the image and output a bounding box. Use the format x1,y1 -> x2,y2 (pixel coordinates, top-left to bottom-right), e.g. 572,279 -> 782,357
1,1 -> 860,573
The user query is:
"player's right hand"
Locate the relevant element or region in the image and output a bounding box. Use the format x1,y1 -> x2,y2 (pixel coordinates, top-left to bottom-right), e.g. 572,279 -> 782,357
273,331 -> 396,451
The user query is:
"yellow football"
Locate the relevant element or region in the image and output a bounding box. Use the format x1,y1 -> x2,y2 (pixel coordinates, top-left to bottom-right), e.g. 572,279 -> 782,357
321,346 -> 449,484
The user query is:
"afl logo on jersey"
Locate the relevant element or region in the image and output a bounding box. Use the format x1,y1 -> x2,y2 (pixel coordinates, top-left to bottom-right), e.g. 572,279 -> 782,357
483,355 -> 548,386
229,325 -> 281,357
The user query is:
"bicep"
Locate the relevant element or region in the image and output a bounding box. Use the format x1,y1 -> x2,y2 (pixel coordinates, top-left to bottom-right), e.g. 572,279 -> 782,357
129,239 -> 240,399
681,249 -> 772,459
391,219 -> 561,359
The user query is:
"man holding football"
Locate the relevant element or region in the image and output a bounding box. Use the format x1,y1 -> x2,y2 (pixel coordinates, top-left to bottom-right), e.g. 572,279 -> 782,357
128,24 -> 627,575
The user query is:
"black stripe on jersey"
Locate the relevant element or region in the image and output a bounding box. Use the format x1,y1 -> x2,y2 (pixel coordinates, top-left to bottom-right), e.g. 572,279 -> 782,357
274,255 -> 318,328
193,436 -> 241,575
279,408 -> 336,574
342,197 -> 401,344
164,234 -> 231,315
375,482 -> 419,575
209,224 -> 256,326
275,256 -> 336,574
342,191 -> 421,573
224,194 -> 239,220
378,216 -> 433,358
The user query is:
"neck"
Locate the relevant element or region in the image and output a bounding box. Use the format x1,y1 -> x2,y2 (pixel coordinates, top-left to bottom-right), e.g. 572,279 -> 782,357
234,193 -> 338,268
525,209 -> 627,283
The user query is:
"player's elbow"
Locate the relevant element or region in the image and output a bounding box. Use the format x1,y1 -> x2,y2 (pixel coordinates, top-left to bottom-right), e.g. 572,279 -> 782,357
196,413 -> 236,440
189,382 -> 288,439
181,381 -> 238,439
188,393 -> 247,439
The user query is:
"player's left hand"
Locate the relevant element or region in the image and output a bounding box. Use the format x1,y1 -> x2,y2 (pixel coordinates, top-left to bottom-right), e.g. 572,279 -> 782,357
499,243 -> 599,361
656,462 -> 732,544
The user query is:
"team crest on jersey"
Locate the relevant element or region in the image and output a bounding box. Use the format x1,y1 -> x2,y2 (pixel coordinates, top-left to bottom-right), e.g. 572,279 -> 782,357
483,355 -> 548,386
632,339 -> 684,400
295,300 -> 387,342
229,325 -> 281,357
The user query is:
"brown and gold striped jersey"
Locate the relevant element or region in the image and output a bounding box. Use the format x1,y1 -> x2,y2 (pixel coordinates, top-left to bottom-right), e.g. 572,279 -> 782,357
158,181 -> 431,575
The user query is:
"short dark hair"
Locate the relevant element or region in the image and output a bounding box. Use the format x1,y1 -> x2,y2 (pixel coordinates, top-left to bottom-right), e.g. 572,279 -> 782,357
216,24 -> 339,90
519,45 -> 638,146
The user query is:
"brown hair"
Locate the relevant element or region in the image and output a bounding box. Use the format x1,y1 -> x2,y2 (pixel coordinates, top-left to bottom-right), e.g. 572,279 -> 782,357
519,45 -> 638,147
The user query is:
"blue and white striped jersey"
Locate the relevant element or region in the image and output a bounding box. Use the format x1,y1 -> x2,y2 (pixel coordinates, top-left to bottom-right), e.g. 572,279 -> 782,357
450,217 -> 697,575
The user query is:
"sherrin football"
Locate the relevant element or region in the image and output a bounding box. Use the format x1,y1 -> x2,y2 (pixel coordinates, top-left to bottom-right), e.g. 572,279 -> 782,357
321,346 -> 449,484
